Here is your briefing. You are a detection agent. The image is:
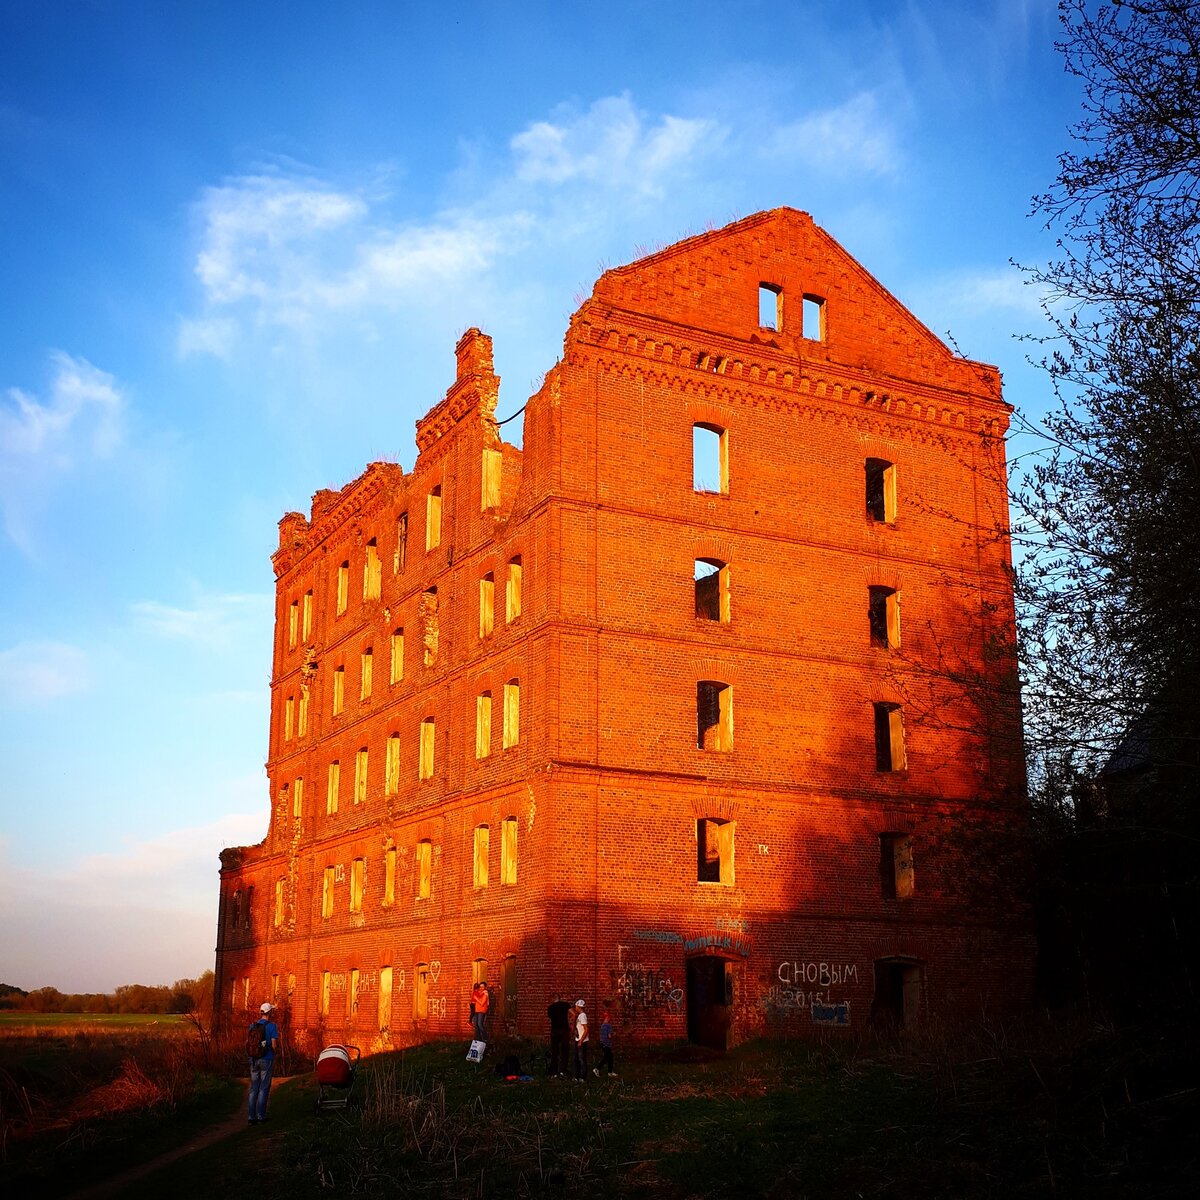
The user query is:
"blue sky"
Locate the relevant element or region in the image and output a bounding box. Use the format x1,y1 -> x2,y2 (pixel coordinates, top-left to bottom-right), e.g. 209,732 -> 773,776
0,0 -> 1078,992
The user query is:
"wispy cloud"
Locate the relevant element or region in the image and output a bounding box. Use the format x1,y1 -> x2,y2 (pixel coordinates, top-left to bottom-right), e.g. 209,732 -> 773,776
0,640 -> 90,704
132,591 -> 271,648
765,92 -> 899,177
923,266 -> 1050,319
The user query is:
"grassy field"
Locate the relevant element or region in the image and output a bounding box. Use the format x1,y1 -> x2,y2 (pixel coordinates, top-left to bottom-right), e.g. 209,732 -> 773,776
4,1015 -> 1197,1198
0,1012 -> 189,1031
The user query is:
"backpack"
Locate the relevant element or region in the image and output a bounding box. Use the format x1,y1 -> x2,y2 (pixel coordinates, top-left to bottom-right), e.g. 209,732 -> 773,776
247,1019 -> 269,1059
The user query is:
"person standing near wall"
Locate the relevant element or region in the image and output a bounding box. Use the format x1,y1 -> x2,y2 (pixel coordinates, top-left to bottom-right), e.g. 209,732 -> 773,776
594,1004 -> 617,1077
471,980 -> 490,1042
247,1001 -> 279,1124
547,993 -> 571,1076
573,998 -> 589,1080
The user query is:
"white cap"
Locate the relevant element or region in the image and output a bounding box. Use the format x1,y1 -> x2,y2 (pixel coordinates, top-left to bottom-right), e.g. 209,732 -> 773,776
576,998 -> 585,1008
260,1002 -> 275,1014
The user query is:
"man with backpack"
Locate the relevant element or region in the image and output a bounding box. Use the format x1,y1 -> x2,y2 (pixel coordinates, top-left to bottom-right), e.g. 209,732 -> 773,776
247,1001 -> 280,1124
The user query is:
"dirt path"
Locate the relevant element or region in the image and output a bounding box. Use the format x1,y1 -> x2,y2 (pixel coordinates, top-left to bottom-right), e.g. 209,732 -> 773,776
65,1078 -> 296,1200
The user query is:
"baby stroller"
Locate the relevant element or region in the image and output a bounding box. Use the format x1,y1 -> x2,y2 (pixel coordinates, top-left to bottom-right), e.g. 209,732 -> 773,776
314,1044 -> 361,1112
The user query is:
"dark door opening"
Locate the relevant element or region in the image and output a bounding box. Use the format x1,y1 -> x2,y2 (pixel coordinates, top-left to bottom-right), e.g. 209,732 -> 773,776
871,959 -> 922,1032
686,956 -> 732,1050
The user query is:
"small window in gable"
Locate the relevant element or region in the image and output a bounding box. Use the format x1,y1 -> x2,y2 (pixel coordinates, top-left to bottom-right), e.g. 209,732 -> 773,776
336,561 -> 349,615
480,572 -> 495,639
693,423 -> 729,495
426,485 -> 442,551
482,447 -> 502,510
390,628 -> 405,684
695,559 -> 730,622
363,539 -> 382,600
866,458 -> 898,523
419,717 -> 436,779
476,692 -> 492,759
874,703 -> 907,772
880,833 -> 915,899
697,817 -> 734,885
697,680 -> 733,751
759,283 -> 782,331
506,557 -> 523,623
802,294 -> 825,341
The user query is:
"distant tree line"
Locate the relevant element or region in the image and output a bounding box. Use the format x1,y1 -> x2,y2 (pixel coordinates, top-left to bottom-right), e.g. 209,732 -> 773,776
0,972 -> 214,1017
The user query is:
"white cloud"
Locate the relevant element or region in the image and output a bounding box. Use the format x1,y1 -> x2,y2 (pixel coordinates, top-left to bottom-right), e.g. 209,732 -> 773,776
923,266 -> 1050,320
511,93 -> 721,193
132,591 -> 271,648
176,315 -> 237,359
0,640 -> 90,704
766,92 -> 899,177
1,352 -> 122,461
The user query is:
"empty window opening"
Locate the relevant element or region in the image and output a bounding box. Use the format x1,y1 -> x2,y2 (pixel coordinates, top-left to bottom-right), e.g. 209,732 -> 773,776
426,485 -> 442,551
385,733 -> 401,795
759,283 -> 782,331
321,867 -> 335,919
416,839 -> 432,899
865,458 -> 897,523
693,423 -> 729,495
872,959 -> 922,1032
474,823 -> 490,888
390,628 -> 405,683
472,958 -> 489,987
284,695 -> 294,741
230,889 -> 241,929
694,559 -> 731,622
802,294 -> 825,341
874,702 -> 907,772
350,857 -> 365,913
363,539 -> 381,600
332,667 -> 345,716
360,648 -> 374,700
419,717 -> 436,779
355,746 -> 369,804
500,954 -> 518,1025
326,760 -> 340,815
697,680 -> 733,751
302,590 -> 313,640
480,572 -> 495,639
868,587 -> 901,649
288,600 -> 298,649
378,966 -> 392,1033
501,815 -> 518,886
298,691 -> 309,737
476,692 -> 492,759
880,833 -> 915,900
506,557 -> 523,622
482,447 -> 502,510
415,963 -> 429,1020
503,679 -> 520,749
336,561 -> 349,615
697,817 -> 735,885
243,885 -> 253,930
697,352 -> 726,374
394,513 -> 408,575
422,587 -> 439,666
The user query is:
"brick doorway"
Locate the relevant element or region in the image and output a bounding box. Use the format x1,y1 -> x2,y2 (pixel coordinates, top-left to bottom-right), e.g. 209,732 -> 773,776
686,956 -> 732,1050
871,958 -> 922,1032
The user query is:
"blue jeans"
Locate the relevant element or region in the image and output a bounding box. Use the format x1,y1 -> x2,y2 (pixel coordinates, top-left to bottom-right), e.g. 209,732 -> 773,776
249,1056 -> 275,1120
472,1011 -> 487,1040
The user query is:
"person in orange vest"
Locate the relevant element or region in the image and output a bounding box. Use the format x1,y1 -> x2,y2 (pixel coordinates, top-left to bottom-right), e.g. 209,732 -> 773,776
470,980 -> 490,1041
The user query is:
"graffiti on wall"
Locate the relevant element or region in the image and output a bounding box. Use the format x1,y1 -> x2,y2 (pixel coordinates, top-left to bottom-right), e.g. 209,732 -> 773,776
762,961 -> 858,1021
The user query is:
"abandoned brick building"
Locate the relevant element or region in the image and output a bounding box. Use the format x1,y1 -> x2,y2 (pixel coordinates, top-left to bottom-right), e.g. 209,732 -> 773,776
215,207 -> 1032,1053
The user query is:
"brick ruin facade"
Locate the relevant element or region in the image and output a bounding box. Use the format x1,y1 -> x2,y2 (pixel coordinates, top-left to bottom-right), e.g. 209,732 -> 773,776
214,207 -> 1033,1054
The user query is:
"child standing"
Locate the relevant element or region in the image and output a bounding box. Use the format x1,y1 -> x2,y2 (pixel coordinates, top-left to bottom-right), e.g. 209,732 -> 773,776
594,1004 -> 617,1077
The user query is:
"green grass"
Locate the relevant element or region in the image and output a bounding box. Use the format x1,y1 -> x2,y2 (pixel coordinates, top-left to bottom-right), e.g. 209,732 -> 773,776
0,1012 -> 188,1031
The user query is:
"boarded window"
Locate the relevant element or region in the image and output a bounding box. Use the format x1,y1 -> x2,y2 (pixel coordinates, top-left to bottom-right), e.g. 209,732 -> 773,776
802,294 -> 825,341
292,776 -> 304,821
350,857 -> 365,913
288,600 -> 298,648
759,283 -> 782,330
336,561 -> 349,615
378,965 -> 392,1033
298,691 -> 309,736
363,539 -> 381,600
476,692 -> 492,759
360,648 -> 373,700
348,967 -> 360,1019
869,586 -> 901,649
697,817 -> 734,885
394,513 -> 408,575
385,733 -> 401,795
693,423 -> 729,494
866,458 -> 898,523
415,963 -> 429,1020
506,557 -> 523,622
426,486 -> 442,551
274,877 -> 285,927
880,833 -> 915,899
479,572 -> 495,638
355,746 -> 369,804
416,839 -> 432,899
321,867 -> 335,918
474,824 -> 490,888
326,760 -> 340,815
503,679 -> 520,749
874,703 -> 907,772
332,667 -> 345,716
482,447 -> 502,510
302,590 -> 313,640
320,970 -> 331,1017
501,815 -> 518,886
384,845 -> 396,905
473,957 -> 488,986
284,695 -> 294,741
419,717 -> 436,779
390,628 -> 405,683
694,559 -> 730,622
697,680 -> 733,751
422,588 -> 439,666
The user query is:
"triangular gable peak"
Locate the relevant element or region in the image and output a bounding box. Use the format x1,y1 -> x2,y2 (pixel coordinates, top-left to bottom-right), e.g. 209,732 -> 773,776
584,207 -> 999,402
